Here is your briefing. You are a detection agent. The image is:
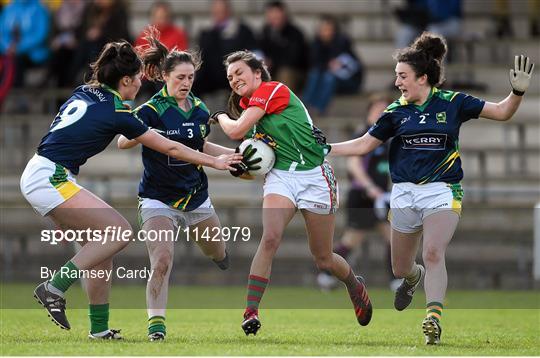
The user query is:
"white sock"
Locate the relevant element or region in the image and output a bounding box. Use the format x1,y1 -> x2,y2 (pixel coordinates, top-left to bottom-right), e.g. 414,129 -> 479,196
46,281 -> 65,298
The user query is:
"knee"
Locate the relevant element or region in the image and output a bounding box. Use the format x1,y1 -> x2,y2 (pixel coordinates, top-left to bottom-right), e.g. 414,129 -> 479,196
260,231 -> 282,254
313,254 -> 333,272
115,221 -> 133,250
423,245 -> 444,266
152,249 -> 173,277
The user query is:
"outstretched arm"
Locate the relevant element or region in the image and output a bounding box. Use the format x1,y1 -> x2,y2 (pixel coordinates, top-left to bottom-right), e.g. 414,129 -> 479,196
133,130 -> 241,170
203,141 -> 235,156
117,135 -> 139,149
329,132 -> 382,157
480,55 -> 534,121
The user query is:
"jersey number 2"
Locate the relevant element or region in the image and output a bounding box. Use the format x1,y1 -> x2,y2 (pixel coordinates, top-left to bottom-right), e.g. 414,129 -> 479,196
50,100 -> 88,132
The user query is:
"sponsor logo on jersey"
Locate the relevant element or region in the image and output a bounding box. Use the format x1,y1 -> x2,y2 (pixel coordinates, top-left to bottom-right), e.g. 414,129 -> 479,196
82,86 -> 107,102
167,129 -> 182,135
400,116 -> 411,125
401,133 -> 447,150
251,97 -> 267,105
182,122 -> 194,126
436,112 -> 447,123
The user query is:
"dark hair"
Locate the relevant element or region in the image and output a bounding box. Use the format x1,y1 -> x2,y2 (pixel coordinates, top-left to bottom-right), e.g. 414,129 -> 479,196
320,14 -> 339,34
137,27 -> 201,82
88,41 -> 141,88
393,32 -> 447,87
265,0 -> 286,11
223,50 -> 272,118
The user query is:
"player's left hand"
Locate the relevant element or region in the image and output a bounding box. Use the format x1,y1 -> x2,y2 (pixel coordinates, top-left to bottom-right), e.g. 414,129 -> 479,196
509,55 -> 534,96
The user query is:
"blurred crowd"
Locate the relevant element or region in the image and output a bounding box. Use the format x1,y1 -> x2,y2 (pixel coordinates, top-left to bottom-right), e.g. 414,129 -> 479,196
1,0 -> 539,112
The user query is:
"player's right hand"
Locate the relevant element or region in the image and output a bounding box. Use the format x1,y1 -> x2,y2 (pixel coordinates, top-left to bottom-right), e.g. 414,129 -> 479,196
509,55 -> 534,96
213,153 -> 243,171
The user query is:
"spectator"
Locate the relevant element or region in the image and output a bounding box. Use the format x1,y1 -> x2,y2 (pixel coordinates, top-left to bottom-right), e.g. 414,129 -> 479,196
0,0 -> 50,88
134,1 -> 188,51
302,15 -> 363,116
493,0 -> 540,38
193,0 -> 258,97
69,0 -> 130,84
47,0 -> 86,88
316,93 -> 399,292
259,0 -> 309,93
393,0 -> 429,49
134,1 -> 189,101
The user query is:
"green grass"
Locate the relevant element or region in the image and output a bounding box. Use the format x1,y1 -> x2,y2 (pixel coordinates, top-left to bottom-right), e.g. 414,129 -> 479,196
1,285 -> 539,355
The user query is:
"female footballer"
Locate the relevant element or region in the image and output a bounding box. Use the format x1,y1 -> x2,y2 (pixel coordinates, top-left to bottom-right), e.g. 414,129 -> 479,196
329,32 -> 534,344
117,32 -> 259,341
20,40 -> 241,337
212,50 -> 373,336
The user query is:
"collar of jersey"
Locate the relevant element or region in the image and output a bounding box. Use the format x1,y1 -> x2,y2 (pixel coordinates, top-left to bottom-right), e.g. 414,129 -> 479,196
398,87 -> 439,111
101,84 -> 124,101
158,86 -> 202,115
160,86 -> 200,105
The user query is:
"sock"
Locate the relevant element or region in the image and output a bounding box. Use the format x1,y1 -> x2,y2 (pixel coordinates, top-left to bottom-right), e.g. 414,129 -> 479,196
246,274 -> 269,311
404,264 -> 421,285
148,316 -> 166,335
89,303 -> 109,334
213,250 -> 229,270
334,243 -> 352,261
49,260 -> 80,293
426,301 -> 443,322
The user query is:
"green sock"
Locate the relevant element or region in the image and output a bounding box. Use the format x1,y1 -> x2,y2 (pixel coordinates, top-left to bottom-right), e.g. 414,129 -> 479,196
89,303 -> 109,334
427,301 -> 443,323
148,316 -> 166,335
49,260 -> 79,293
246,275 -> 269,311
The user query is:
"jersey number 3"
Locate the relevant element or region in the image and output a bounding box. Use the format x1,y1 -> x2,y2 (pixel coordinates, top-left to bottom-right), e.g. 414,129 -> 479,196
50,99 -> 88,132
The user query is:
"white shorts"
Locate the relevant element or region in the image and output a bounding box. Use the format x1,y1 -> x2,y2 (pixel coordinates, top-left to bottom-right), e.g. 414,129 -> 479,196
263,161 -> 339,214
138,196 -> 215,228
20,154 -> 82,216
389,182 -> 463,233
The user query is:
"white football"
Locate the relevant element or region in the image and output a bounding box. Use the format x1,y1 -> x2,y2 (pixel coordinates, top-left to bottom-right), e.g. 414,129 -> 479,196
238,138 -> 276,176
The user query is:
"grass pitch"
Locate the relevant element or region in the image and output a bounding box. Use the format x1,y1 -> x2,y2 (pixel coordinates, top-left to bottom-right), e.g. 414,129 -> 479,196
1,284 -> 539,355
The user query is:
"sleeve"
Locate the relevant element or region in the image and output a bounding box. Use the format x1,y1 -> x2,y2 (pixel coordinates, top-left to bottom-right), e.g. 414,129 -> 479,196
367,112 -> 395,142
114,111 -> 148,139
135,104 -> 159,127
247,82 -> 290,114
458,93 -> 485,123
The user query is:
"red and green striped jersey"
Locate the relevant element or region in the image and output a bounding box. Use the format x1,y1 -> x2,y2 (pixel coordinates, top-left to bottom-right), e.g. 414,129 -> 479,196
240,81 -> 330,171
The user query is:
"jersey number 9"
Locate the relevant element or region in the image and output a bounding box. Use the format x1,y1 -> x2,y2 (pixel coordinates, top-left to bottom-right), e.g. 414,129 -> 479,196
50,100 -> 88,132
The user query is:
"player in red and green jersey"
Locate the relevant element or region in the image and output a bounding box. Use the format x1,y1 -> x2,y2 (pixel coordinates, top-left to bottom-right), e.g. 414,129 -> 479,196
212,50 -> 373,336
329,32 -> 534,344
